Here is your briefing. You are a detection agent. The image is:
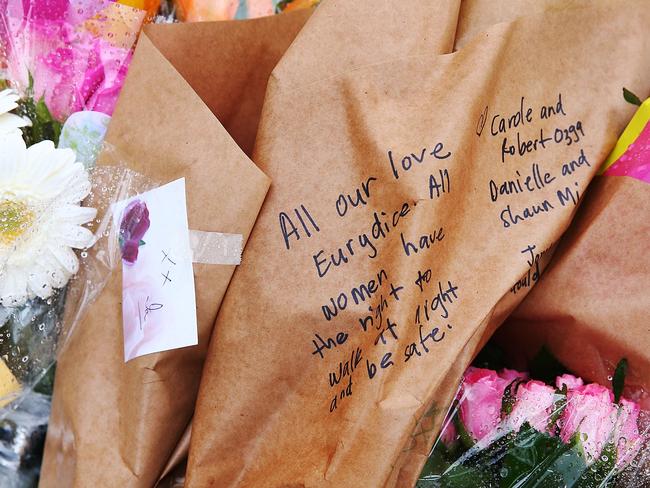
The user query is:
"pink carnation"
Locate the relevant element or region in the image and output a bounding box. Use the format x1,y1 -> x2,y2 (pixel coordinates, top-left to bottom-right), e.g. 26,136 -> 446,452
509,380 -> 556,432
459,367 -> 509,441
560,383 -> 617,463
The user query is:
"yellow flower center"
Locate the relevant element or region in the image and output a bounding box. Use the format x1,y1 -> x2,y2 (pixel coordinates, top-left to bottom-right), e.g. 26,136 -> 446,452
0,199 -> 34,245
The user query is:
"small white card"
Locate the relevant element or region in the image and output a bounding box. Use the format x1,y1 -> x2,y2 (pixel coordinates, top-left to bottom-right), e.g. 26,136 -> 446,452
113,178 -> 197,362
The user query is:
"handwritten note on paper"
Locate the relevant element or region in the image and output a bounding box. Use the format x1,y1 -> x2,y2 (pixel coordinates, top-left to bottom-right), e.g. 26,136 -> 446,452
274,92 -> 594,415
113,178 -> 197,362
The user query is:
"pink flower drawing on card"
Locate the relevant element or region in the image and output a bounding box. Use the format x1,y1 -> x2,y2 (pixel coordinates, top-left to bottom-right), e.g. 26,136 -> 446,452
119,199 -> 150,265
122,275 -> 163,361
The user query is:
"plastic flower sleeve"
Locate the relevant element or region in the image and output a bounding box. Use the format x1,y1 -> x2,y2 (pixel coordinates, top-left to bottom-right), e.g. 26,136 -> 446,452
54,150 -> 158,356
457,89 -> 650,488
0,390 -> 50,487
0,143 -> 155,415
0,139 -> 158,485
418,363 -> 650,488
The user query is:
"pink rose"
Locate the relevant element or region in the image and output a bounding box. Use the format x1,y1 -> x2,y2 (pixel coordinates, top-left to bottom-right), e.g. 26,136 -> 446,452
556,374 -> 584,391
508,380 -> 556,432
459,367 -> 509,441
499,368 -> 528,383
560,383 -> 617,463
612,398 -> 642,468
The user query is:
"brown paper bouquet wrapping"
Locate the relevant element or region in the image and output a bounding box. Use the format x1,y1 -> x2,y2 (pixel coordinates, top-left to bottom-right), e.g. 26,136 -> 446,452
40,10 -> 310,488
183,1 -> 650,487
495,174 -> 650,410
41,0 -> 650,487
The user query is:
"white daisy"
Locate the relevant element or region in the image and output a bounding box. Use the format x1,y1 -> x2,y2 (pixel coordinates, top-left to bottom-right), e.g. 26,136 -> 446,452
0,134 -> 97,307
0,89 -> 30,136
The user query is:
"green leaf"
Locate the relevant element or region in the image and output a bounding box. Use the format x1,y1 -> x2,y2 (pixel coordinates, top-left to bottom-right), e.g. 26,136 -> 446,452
35,97 -> 51,121
419,441 -> 454,481
529,346 -> 570,384
573,442 -> 617,488
613,358 -> 628,404
501,379 -> 522,416
454,413 -> 476,450
442,430 -> 519,486
16,94 -> 63,146
623,87 -> 643,106
499,424 -> 586,488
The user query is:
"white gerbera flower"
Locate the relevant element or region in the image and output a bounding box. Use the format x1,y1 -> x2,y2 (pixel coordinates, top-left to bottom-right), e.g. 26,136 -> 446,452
0,134 -> 96,307
0,89 -> 30,136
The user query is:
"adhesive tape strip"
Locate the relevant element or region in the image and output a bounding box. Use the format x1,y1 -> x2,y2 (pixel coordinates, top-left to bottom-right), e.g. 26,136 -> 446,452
189,230 -> 243,265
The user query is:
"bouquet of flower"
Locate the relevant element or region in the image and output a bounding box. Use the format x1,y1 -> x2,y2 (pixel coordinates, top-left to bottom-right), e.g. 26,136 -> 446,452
0,87 -> 97,484
0,0 -> 148,382
1,0 -> 144,120
0,1 -> 147,483
1,0 -> 145,168
419,360 -> 648,487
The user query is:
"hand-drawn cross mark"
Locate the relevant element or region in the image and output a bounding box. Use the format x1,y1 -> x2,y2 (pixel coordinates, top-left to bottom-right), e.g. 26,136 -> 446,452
476,105 -> 489,137
161,270 -> 172,286
161,250 -> 177,265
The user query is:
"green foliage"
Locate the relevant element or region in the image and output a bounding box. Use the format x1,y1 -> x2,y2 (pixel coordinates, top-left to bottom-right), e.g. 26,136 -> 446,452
623,87 -> 643,106
418,442 -> 455,482
421,422 -> 620,488
2,76 -> 62,146
612,358 -> 628,404
573,442 -> 617,488
16,96 -> 62,147
0,288 -> 66,393
454,412 -> 476,450
499,424 -> 585,488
